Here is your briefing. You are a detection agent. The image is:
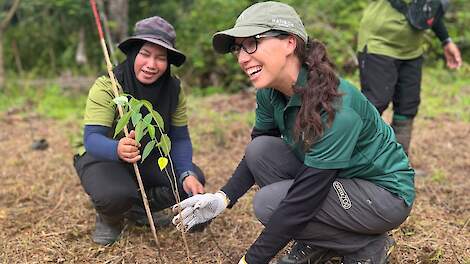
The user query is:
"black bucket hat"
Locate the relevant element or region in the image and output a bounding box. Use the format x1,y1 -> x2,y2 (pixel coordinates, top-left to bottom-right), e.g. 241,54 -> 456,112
118,16 -> 186,67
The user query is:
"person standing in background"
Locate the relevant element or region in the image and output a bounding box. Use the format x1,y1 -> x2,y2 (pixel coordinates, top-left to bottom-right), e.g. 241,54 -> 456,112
357,0 -> 462,165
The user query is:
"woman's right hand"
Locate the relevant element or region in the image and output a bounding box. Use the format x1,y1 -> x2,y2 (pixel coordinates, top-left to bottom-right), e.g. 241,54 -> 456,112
117,130 -> 141,163
172,191 -> 229,232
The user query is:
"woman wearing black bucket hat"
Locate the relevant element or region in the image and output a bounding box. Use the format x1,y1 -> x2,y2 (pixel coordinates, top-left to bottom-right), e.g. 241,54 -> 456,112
73,16 -> 206,245
172,2 -> 415,264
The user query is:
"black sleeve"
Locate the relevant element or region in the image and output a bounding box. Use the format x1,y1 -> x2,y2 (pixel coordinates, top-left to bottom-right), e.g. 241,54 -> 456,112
221,127 -> 281,208
245,166 -> 338,264
431,17 -> 449,43
220,156 -> 254,208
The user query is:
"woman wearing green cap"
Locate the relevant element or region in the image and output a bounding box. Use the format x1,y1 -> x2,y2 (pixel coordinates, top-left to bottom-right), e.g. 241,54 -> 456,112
172,2 -> 414,264
73,16 -> 206,245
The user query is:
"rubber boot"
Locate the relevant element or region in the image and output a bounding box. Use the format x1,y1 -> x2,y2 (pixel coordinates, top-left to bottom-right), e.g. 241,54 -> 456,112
391,118 -> 413,155
391,118 -> 426,176
92,213 -> 123,245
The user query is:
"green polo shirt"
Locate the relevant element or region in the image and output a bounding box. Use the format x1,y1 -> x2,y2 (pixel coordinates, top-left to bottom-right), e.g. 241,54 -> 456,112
75,76 -> 188,155
254,68 -> 415,205
357,0 -> 425,59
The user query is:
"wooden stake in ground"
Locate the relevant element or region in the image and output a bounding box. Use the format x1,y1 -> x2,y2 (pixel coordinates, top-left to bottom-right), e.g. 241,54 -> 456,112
89,2 -> 194,263
88,0 -> 164,261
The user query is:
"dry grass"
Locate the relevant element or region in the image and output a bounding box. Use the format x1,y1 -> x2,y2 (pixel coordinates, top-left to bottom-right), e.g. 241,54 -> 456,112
0,92 -> 469,263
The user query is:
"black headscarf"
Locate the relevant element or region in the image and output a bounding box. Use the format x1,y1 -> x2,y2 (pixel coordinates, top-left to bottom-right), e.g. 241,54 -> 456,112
113,41 -> 172,106
112,41 -> 180,135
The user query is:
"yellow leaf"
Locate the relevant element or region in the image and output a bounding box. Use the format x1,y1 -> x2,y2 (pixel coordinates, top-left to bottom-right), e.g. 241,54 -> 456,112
158,157 -> 168,171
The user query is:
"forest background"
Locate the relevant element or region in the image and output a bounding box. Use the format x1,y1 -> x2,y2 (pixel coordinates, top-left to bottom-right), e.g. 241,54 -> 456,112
0,0 -> 469,263
1,0 -> 469,91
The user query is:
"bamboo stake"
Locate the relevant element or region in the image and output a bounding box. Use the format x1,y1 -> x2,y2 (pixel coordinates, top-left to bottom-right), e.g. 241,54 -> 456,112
88,0 -> 163,261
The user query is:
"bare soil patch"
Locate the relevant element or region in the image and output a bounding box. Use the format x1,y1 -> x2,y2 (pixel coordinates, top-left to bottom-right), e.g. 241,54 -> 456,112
0,93 -> 468,263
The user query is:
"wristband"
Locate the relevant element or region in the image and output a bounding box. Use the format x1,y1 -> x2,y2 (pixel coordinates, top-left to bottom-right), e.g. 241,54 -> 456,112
180,170 -> 196,184
442,37 -> 452,46
216,191 -> 231,207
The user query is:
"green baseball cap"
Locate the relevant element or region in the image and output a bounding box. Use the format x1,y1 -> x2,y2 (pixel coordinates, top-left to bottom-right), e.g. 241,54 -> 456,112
212,1 -> 308,54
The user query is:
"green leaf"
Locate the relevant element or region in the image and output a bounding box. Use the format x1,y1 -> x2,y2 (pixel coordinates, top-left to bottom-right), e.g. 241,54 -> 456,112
151,110 -> 164,130
140,99 -> 164,130
141,99 -> 153,111
147,124 -> 156,139
141,140 -> 155,162
112,96 -> 128,106
143,113 -> 153,125
132,102 -> 144,114
128,96 -> 143,112
158,157 -> 169,171
114,111 -> 132,138
135,120 -> 146,143
131,112 -> 142,127
129,97 -> 139,107
158,134 -> 171,156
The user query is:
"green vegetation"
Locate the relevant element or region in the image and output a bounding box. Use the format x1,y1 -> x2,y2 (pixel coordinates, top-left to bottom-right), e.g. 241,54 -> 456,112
0,81 -> 87,121
420,64 -> 470,121
1,0 -> 468,127
430,168 -> 447,183
1,64 -> 467,127
2,0 -> 469,91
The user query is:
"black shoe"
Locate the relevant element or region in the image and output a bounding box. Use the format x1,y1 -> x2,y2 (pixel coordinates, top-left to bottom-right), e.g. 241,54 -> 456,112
278,242 -> 336,264
126,205 -> 172,229
341,236 -> 395,264
147,186 -> 177,211
92,213 -> 123,245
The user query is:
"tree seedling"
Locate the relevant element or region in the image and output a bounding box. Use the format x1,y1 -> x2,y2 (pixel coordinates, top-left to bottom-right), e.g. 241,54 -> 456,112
112,94 -> 192,263
113,95 -> 171,170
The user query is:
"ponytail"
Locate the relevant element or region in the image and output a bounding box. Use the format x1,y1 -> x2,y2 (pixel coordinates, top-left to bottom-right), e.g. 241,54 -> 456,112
293,38 -> 341,148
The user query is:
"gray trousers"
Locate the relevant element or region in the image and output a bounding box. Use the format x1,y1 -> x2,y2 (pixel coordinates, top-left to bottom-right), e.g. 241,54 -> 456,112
247,136 -> 412,255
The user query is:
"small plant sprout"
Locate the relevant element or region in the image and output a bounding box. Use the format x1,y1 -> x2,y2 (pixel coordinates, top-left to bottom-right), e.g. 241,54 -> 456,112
112,95 -> 170,170
112,94 -> 192,263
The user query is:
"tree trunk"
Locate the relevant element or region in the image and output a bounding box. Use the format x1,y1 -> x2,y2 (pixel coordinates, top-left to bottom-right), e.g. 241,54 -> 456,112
0,0 -> 21,90
12,39 -> 23,74
0,31 -> 4,90
75,27 -> 88,65
108,0 -> 128,43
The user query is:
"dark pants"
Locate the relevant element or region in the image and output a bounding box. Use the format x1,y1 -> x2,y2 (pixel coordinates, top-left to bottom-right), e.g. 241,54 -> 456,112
358,51 -> 423,117
247,136 -> 412,255
73,153 -> 205,217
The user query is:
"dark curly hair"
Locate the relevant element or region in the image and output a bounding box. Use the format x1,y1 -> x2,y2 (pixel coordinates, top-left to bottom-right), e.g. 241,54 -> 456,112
292,37 -> 342,148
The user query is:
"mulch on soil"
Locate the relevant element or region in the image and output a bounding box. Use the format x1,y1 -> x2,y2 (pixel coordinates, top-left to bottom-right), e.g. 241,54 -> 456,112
0,93 -> 468,263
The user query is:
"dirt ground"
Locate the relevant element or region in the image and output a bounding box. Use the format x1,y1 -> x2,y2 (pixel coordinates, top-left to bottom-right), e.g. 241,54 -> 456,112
0,93 -> 469,264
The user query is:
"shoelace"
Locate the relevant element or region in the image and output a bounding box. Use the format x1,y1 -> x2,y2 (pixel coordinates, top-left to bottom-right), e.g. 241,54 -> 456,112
291,243 -> 313,260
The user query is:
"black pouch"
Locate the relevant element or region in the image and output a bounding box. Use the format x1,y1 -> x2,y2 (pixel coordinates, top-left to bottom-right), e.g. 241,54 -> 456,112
388,0 -> 449,30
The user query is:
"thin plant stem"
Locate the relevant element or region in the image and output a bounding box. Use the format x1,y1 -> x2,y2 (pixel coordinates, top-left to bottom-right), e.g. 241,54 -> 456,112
149,118 -> 192,263
89,0 -> 164,262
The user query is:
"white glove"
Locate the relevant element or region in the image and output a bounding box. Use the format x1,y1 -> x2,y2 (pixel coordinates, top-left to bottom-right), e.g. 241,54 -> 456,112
172,191 -> 229,232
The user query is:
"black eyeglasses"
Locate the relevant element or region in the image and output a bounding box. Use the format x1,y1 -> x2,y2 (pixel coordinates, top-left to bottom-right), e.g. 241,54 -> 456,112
229,31 -> 288,57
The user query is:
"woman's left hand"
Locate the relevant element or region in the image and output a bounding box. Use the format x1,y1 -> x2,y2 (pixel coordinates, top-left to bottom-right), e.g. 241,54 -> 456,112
183,175 -> 204,195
